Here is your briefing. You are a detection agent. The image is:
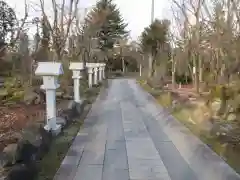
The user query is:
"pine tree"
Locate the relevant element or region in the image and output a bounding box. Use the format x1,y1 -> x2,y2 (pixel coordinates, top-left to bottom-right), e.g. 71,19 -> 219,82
140,19 -> 171,77
87,0 -> 128,52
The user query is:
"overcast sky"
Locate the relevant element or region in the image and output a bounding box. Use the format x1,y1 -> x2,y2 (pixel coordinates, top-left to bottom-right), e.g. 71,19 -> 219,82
6,0 -> 172,40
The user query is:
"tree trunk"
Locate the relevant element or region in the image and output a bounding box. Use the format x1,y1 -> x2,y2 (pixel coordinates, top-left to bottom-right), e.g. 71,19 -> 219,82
148,54 -> 153,78
171,58 -> 176,89
193,54 -> 200,93
81,49 -> 88,80
199,56 -> 203,82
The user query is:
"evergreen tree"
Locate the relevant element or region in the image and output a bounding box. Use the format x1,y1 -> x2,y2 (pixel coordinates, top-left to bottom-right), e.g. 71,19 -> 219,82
140,19 -> 171,77
86,0 -> 128,52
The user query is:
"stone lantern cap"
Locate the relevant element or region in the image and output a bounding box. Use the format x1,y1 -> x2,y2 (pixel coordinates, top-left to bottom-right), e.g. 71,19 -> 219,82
69,62 -> 84,79
94,65 -> 99,71
35,62 -> 63,76
87,63 -> 95,73
86,63 -> 97,68
69,62 -> 84,70
95,63 -> 101,67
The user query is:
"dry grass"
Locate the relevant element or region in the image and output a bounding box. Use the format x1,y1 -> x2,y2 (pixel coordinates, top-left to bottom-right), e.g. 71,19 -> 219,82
139,81 -> 240,174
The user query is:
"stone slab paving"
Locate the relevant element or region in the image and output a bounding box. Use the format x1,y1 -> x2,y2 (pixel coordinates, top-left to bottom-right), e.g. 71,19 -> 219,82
127,79 -> 240,180
55,79 -> 240,180
120,101 -> 170,180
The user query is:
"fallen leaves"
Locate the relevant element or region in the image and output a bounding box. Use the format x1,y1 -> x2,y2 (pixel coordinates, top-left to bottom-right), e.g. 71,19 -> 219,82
0,105 -> 44,151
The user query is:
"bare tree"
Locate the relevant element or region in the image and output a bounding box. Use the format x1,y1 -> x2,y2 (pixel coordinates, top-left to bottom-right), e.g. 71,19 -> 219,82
39,0 -> 79,61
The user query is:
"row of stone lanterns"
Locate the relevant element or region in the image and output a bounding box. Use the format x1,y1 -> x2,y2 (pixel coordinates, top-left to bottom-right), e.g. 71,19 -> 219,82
70,62 -> 106,103
35,61 -> 106,134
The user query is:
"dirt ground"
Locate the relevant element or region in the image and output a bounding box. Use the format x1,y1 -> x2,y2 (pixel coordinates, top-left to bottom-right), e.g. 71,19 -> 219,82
0,104 -> 45,151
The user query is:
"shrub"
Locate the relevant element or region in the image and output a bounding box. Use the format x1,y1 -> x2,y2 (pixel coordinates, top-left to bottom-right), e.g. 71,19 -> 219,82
175,74 -> 192,85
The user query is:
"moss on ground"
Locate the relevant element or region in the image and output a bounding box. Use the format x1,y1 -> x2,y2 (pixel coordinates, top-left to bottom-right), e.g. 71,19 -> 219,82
37,119 -> 84,180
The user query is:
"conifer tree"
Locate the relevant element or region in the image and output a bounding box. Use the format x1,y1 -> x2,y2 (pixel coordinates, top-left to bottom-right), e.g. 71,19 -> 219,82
86,0 -> 128,52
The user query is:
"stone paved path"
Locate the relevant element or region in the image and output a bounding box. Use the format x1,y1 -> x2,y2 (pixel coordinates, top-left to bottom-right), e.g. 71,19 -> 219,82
54,79 -> 240,180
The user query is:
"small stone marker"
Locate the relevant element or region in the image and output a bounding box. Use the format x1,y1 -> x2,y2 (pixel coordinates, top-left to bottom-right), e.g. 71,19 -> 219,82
179,83 -> 182,89
35,62 -> 63,135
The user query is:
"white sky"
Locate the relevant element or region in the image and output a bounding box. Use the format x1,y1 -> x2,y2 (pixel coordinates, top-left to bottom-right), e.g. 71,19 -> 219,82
6,0 -> 173,40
